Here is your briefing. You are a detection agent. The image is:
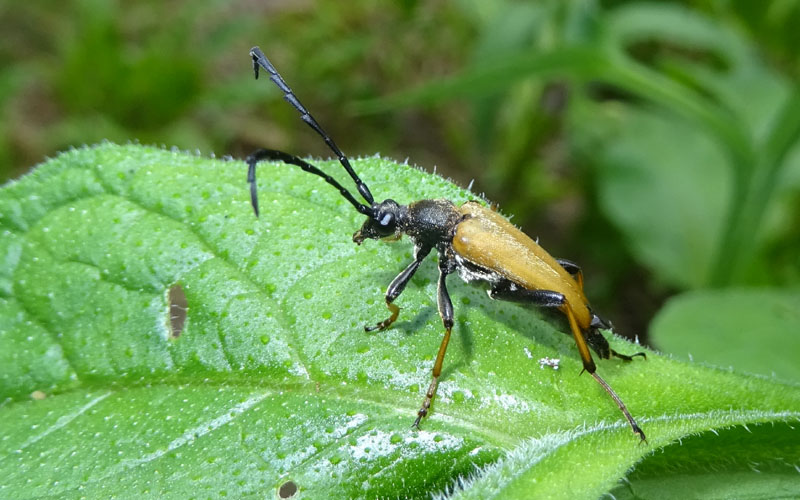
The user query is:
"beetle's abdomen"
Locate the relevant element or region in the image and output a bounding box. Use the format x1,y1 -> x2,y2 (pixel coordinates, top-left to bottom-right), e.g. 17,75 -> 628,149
453,201 -> 591,328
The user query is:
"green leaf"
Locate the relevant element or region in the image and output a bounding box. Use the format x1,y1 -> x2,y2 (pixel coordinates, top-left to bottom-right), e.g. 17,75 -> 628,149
609,422 -> 800,499
2,143 -> 800,499
650,288 -> 800,383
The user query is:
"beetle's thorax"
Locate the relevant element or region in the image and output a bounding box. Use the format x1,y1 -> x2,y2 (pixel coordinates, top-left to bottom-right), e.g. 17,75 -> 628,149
403,199 -> 463,249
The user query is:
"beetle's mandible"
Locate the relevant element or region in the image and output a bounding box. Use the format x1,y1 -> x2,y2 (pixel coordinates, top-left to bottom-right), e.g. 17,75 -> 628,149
245,46 -> 647,441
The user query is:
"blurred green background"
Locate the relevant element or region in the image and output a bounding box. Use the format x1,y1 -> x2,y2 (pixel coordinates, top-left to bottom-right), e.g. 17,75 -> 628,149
2,0 -> 799,377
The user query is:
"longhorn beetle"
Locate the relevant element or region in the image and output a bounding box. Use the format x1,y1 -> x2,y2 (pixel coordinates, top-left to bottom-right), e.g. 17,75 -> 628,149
246,46 -> 647,441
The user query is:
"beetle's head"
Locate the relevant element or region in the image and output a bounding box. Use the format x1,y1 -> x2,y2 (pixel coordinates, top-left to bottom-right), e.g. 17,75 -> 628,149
353,199 -> 405,244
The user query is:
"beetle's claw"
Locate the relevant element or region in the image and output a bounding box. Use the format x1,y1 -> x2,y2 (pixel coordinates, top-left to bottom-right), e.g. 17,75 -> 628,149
633,424 -> 648,444
611,349 -> 647,362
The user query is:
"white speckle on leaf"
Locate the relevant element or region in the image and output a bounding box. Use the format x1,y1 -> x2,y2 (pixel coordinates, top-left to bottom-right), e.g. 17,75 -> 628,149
437,383 -> 474,402
490,392 -> 531,413
347,429 -> 463,461
330,413 -> 368,438
288,361 -> 309,378
538,357 -> 560,370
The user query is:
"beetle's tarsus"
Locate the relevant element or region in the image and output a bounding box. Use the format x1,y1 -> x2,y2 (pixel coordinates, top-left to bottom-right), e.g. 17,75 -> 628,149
611,349 -> 647,362
365,301 -> 400,332
634,424 -> 648,443
364,320 -> 390,332
416,381 -> 435,429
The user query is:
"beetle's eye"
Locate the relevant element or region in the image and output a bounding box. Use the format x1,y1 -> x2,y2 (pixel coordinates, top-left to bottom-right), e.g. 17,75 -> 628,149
378,212 -> 395,227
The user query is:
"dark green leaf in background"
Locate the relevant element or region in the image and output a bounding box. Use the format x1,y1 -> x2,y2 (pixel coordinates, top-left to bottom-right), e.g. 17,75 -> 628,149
651,288 -> 800,383
1,144 -> 799,499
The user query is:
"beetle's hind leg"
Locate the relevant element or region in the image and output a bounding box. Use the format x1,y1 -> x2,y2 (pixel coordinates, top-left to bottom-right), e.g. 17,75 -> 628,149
365,245 -> 431,332
610,349 -> 647,362
556,258 -> 583,290
488,281 -> 646,441
489,284 -> 598,373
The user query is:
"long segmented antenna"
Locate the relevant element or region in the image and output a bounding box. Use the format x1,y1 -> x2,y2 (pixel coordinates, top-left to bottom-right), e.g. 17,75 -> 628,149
247,149 -> 371,217
250,46 -> 374,205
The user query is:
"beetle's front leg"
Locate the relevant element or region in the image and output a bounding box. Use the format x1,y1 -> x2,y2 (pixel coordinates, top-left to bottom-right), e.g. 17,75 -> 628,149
365,245 -> 431,332
414,255 -> 455,428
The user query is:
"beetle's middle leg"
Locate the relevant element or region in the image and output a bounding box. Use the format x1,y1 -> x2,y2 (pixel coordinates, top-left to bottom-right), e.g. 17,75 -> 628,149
413,255 -> 455,428
365,245 -> 431,332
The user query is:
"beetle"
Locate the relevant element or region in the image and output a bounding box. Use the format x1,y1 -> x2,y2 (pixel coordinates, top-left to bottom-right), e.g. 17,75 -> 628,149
246,46 -> 647,441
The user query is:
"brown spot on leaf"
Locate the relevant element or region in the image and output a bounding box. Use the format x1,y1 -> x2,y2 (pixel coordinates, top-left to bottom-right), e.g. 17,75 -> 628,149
278,480 -> 297,498
168,284 -> 187,338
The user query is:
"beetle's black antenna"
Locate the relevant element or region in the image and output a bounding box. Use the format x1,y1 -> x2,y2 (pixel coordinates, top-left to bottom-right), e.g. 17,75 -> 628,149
250,46 -> 375,205
246,149 -> 371,217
